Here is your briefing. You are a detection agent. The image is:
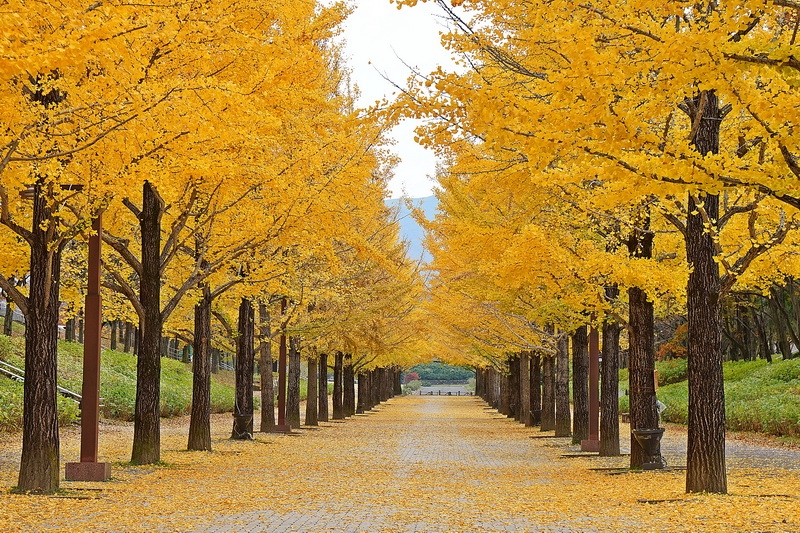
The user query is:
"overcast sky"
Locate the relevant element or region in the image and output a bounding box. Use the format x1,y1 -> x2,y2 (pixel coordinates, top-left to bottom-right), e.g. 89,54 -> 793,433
339,1 -> 455,199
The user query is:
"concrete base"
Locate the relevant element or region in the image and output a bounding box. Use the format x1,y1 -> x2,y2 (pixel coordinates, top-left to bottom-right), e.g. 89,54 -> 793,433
580,439 -> 600,452
267,424 -> 292,434
65,461 -> 111,481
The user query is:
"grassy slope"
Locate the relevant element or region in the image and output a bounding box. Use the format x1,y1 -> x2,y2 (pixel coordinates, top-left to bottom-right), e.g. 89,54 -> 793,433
0,335 -> 237,432
619,358 -> 800,438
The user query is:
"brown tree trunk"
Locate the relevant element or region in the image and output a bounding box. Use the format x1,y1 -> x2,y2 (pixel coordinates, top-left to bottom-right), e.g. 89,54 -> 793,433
305,356 -> 319,426
530,354 -> 541,426
78,315 -> 84,344
258,303 -> 275,432
231,297 -> 254,439
2,298 -> 12,336
600,286 -> 621,457
499,370 -> 511,416
65,317 -> 75,342
627,212 -> 659,469
682,90 -> 727,494
519,352 -> 531,426
332,352 -> 344,419
344,354 -> 355,417
318,354 -> 329,422
508,355 -> 519,419
541,356 -> 555,431
123,322 -> 133,353
17,183 -> 63,493
572,326 -> 589,444
110,320 -> 118,350
188,286 -> 212,451
555,333 -> 571,437
132,181 -> 163,465
356,372 -> 367,413
286,336 -> 301,430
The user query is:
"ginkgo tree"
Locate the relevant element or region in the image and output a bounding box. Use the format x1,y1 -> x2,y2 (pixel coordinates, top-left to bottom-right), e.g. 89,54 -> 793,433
394,0 -> 800,494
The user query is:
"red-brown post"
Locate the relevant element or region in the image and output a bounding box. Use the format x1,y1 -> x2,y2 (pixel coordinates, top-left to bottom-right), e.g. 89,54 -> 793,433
581,324 -> 601,452
66,214 -> 110,481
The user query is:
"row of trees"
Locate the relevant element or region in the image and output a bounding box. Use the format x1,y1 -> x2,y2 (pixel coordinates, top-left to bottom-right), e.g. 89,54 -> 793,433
397,0 -> 800,494
0,1 -> 430,493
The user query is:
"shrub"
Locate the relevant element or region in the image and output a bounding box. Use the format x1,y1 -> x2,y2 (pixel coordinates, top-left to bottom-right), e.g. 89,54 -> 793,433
403,371 -> 420,384
656,358 -> 688,386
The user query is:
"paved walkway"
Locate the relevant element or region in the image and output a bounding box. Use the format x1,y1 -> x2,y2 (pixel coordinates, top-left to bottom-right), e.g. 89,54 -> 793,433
1,395 -> 799,532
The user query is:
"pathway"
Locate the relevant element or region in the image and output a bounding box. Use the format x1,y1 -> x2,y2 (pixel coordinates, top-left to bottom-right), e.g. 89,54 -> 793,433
1,395 -> 799,532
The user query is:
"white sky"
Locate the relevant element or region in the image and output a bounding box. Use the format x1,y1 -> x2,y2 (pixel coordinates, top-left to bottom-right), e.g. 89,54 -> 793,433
339,0 -> 455,199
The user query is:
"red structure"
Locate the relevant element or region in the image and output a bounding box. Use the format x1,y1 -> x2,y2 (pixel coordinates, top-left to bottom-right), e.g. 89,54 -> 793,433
65,215 -> 111,481
581,325 -> 601,452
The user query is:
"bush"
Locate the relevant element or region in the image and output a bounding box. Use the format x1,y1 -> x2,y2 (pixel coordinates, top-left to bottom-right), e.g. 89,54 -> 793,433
409,362 -> 474,382
403,380 -> 422,394
656,358 -> 688,386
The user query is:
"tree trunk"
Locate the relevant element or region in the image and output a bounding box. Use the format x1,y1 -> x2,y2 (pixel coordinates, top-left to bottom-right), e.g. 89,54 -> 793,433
132,181 -> 163,465
17,184 -> 63,493
508,355 -> 519,419
305,356 -> 318,426
231,297 -> 254,439
541,356 -> 555,431
344,355 -> 355,417
555,333 -> 571,437
627,211 -> 659,470
65,317 -> 75,342
571,326 -> 589,444
600,286 -> 621,457
110,320 -> 118,350
332,351 -> 344,419
123,322 -> 133,353
682,90 -> 727,494
530,354 -> 541,426
258,303 -> 275,432
499,370 -> 511,416
519,352 -> 531,426
357,372 -> 366,413
318,354 -> 329,422
2,299 -> 12,336
286,336 -> 301,430
78,315 -> 84,344
188,286 -> 212,451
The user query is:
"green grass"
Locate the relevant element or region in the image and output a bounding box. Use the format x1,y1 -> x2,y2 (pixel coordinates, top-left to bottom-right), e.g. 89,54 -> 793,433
0,335 -> 240,431
619,358 -> 800,437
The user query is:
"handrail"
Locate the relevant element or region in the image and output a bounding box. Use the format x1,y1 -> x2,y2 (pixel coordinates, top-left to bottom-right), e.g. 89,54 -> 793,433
0,359 -> 82,402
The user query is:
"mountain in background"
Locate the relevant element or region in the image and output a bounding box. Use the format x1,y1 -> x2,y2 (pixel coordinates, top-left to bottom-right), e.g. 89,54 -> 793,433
385,196 -> 438,264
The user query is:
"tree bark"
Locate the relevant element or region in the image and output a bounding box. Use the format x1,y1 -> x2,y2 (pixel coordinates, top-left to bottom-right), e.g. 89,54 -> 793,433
65,317 -> 75,342
508,355 -> 519,419
530,354 -> 541,426
132,181 -> 163,465
17,183 -> 63,493
305,356 -> 319,426
540,356 -> 555,431
356,372 -> 366,413
344,354 -> 355,417
258,303 -> 275,432
286,336 -> 301,430
555,333 -> 571,437
572,326 -> 589,444
519,352 -> 531,426
188,286 -> 212,451
682,90 -> 727,494
2,298 -> 12,336
110,320 -> 118,350
600,285 -> 621,457
231,297 -> 254,439
318,354 -> 329,422
627,212 -> 659,469
332,351 -> 344,419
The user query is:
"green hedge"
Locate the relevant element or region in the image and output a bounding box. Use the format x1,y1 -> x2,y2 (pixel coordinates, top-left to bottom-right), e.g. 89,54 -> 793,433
0,336 -> 239,430
619,358 -> 800,437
